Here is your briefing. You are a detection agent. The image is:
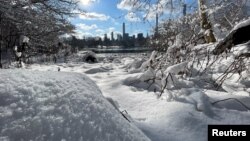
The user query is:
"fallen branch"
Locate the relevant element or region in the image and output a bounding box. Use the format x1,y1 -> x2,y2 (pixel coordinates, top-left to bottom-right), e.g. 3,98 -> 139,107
211,98 -> 250,111
235,53 -> 250,59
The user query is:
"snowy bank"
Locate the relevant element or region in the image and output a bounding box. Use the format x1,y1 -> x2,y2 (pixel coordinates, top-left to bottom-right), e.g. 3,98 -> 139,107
0,70 -> 150,141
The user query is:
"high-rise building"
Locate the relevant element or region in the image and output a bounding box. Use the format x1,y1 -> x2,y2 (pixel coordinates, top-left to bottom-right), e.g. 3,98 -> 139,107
155,13 -> 159,36
122,22 -> 125,39
111,32 -> 114,41
104,33 -> 108,41
183,3 -> 187,16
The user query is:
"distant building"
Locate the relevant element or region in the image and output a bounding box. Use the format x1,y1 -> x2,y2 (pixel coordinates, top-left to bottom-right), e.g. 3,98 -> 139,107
104,33 -> 108,41
94,37 -> 101,41
124,33 -> 129,40
123,22 -> 125,39
155,13 -> 159,37
111,32 -> 114,41
137,33 -> 144,40
117,34 -> 122,41
132,35 -> 135,40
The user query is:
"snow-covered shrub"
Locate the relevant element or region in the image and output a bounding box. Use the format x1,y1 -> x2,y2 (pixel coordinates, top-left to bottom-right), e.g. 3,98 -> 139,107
125,58 -> 146,73
123,50 -> 193,97
150,13 -> 202,52
165,61 -> 188,75
140,51 -> 159,70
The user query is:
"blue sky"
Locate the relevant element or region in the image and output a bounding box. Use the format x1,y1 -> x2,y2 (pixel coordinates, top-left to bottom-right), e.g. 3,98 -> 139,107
71,0 -> 197,39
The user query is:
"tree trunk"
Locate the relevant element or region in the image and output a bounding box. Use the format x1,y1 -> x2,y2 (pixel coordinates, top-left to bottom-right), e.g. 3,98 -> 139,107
0,43 -> 2,69
0,14 -> 2,68
198,0 -> 216,43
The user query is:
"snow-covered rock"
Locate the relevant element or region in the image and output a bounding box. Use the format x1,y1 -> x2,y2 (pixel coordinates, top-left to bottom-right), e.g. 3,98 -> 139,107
81,51 -> 98,63
0,70 -> 150,141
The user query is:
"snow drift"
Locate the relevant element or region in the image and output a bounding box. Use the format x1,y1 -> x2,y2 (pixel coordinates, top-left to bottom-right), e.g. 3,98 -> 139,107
0,70 -> 150,141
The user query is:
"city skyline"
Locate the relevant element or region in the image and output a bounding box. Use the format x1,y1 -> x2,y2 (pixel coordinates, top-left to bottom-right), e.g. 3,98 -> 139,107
71,0 -> 152,40
68,22 -> 149,48
78,22 -> 147,41
71,0 -> 197,39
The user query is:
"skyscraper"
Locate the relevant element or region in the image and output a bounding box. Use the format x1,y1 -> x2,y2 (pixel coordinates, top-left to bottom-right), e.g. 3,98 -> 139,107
104,33 -> 108,41
111,32 -> 114,41
123,22 -> 125,39
155,13 -> 159,36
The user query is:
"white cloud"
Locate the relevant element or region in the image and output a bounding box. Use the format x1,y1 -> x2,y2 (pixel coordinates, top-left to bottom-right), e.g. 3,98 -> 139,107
117,0 -> 159,21
95,29 -> 105,34
79,12 -> 110,21
76,23 -> 98,31
117,0 -> 144,11
79,0 -> 100,6
125,12 -> 141,22
117,0 -> 181,21
73,30 -> 93,39
108,27 -> 115,32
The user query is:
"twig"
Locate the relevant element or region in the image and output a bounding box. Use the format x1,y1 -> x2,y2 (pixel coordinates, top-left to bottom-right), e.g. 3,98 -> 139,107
169,73 -> 176,88
160,73 -> 170,97
215,58 -> 243,89
211,98 -> 250,111
120,111 -> 130,122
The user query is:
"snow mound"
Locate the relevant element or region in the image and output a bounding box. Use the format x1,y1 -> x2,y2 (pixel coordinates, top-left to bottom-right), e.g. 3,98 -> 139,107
85,67 -> 111,74
123,69 -> 161,92
0,70 -> 150,141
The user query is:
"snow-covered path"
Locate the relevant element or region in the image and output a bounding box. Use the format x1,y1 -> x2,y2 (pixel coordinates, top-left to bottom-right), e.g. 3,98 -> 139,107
28,54 -> 250,141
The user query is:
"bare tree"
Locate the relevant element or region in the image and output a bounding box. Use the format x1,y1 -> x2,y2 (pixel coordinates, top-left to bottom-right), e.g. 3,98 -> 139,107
0,0 -> 80,67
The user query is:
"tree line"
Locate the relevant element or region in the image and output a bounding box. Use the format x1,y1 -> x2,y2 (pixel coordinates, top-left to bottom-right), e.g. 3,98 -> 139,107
0,0 -> 80,68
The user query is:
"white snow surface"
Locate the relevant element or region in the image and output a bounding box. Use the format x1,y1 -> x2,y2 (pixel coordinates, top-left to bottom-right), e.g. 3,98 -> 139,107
165,61 -> 188,74
233,17 -> 250,31
0,70 -> 150,141
3,49 -> 250,141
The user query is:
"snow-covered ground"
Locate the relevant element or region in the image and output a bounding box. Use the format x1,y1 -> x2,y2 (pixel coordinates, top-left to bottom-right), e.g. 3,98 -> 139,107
19,50 -> 250,141
0,69 -> 150,141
